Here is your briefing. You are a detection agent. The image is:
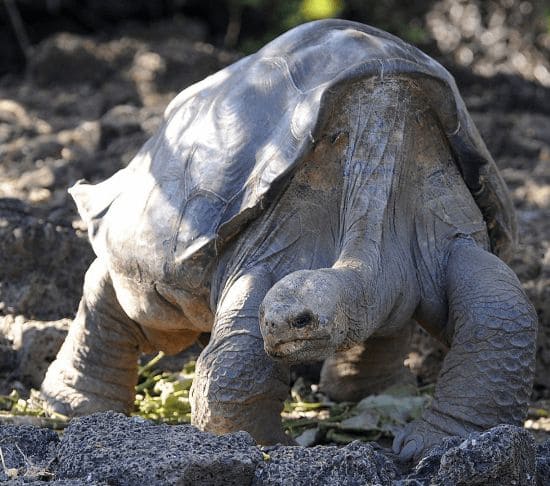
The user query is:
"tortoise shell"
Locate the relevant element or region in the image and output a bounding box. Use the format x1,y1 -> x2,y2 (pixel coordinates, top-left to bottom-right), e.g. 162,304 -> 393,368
70,19 -> 516,291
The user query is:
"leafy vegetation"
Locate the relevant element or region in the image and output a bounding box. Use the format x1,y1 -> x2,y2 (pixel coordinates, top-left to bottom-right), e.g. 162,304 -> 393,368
134,352 -> 194,424
0,389 -> 67,429
133,354 -> 434,447
282,379 -> 432,446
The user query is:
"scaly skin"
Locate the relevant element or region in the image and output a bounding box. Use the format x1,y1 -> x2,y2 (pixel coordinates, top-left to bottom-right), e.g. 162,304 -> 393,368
393,237 -> 537,462
190,267 -> 292,444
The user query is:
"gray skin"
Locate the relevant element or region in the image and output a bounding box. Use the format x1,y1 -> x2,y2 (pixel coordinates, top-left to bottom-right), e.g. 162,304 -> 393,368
41,20 -> 537,462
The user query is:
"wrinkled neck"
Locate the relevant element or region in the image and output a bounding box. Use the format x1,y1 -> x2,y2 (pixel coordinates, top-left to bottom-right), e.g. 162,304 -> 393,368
328,264 -> 379,344
336,79 -> 409,266
331,79 -> 415,343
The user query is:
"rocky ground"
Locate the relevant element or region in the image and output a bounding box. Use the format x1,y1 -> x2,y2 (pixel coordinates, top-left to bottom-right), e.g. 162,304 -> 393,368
0,13 -> 549,484
0,412 -> 547,484
0,16 -> 238,393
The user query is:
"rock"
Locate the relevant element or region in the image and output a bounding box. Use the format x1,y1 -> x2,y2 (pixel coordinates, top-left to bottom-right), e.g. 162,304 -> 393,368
7,318 -> 70,388
16,165 -> 56,190
405,425 -> 537,485
54,412 -> 263,485
1,135 -> 62,171
100,105 -> 144,149
0,414 -> 543,484
0,198 -> 94,319
254,441 -> 398,485
28,33 -> 116,87
150,39 -> 238,95
536,440 -> 550,486
402,436 -> 464,483
434,426 -> 536,484
0,335 -> 17,373
427,0 -> 550,87
0,425 -> 59,482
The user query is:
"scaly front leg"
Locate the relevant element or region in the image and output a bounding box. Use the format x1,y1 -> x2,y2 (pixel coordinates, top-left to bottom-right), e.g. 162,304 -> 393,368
393,237 -> 537,462
190,266 -> 292,444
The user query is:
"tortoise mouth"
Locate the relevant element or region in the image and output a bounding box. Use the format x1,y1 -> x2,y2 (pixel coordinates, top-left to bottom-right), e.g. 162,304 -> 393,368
265,336 -> 332,362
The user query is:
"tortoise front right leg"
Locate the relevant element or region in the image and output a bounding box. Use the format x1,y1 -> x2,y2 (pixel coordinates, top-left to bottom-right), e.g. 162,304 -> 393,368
393,237 -> 537,462
190,266 -> 292,445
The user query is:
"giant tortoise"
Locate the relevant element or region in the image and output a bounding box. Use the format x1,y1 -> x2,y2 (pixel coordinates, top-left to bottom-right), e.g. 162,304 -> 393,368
41,19 -> 537,461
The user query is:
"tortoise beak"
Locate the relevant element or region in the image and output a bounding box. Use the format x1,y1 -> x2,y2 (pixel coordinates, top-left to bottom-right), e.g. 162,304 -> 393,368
260,310 -> 334,363
264,335 -> 332,363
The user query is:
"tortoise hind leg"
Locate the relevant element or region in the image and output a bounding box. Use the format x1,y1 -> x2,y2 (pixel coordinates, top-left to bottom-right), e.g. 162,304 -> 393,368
41,259 -> 153,415
393,237 -> 537,462
319,323 -> 415,402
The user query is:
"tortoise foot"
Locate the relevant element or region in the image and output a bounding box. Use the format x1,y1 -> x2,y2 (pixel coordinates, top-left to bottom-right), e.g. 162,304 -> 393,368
392,417 -> 450,463
41,360 -> 131,417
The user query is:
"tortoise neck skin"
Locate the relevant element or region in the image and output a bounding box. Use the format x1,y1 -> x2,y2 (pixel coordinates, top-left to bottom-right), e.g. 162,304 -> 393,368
260,76 -> 490,362
331,79 -> 419,343
261,79 -> 423,362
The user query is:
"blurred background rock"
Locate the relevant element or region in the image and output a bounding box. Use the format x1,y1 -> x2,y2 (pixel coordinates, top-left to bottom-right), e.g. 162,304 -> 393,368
2,0 -> 550,80
0,0 -> 548,415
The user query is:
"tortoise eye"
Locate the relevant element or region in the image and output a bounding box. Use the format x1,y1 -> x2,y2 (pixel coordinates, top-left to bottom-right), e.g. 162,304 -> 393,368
291,311 -> 314,329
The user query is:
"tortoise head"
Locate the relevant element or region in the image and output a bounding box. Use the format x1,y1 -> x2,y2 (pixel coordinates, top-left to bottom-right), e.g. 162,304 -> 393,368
259,269 -> 349,364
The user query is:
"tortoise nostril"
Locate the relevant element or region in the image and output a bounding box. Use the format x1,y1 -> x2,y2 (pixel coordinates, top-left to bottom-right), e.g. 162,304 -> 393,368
291,311 -> 315,329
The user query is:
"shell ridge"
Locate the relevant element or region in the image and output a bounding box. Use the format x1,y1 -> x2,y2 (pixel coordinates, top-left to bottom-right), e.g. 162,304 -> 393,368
261,56 -> 306,95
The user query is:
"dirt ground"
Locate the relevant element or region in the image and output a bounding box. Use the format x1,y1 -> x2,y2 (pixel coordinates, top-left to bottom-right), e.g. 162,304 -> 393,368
0,15 -> 549,440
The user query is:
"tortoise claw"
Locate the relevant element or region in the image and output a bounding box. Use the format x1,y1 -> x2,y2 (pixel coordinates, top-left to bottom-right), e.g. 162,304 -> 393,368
392,418 -> 447,464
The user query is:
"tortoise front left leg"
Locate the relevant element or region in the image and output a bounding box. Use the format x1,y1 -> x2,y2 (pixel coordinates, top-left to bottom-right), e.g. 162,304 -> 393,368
190,266 -> 292,444
393,237 -> 537,462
